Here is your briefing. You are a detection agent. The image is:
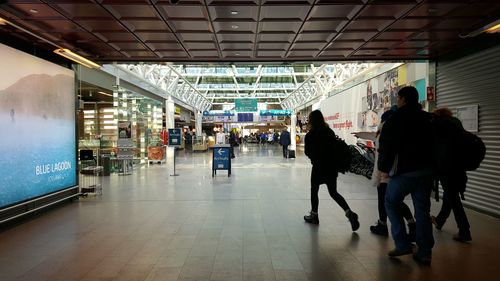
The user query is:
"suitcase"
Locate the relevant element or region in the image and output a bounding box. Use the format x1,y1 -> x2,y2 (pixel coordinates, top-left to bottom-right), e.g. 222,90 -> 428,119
288,150 -> 296,158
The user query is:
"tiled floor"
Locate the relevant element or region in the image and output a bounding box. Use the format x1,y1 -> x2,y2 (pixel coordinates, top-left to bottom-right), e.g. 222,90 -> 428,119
1,144 -> 499,281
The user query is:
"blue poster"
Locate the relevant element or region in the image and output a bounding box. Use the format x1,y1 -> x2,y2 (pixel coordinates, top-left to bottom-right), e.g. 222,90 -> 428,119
0,43 -> 76,208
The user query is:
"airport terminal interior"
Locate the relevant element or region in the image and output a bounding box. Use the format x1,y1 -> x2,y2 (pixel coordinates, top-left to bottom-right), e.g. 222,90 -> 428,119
1,1 -> 500,281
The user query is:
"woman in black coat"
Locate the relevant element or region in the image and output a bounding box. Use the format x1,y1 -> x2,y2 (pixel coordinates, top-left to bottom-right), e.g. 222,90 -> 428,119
304,110 -> 360,231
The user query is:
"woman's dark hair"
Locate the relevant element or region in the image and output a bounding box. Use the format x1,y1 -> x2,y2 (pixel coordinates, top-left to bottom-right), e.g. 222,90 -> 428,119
308,110 -> 328,131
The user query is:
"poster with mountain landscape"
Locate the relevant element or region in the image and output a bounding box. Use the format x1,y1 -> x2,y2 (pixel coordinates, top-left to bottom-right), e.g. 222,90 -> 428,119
0,43 -> 76,208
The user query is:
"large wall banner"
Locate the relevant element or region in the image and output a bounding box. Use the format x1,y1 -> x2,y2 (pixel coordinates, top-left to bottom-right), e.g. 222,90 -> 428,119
320,63 -> 429,145
0,44 -> 76,208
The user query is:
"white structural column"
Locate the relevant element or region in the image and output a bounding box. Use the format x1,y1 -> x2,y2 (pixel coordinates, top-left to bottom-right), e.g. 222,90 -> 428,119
195,111 -> 202,137
290,112 -> 297,153
165,97 -> 175,129
165,97 -> 176,172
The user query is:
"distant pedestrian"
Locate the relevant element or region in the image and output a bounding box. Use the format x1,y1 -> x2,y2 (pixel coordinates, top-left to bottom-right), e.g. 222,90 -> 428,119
279,129 -> 291,158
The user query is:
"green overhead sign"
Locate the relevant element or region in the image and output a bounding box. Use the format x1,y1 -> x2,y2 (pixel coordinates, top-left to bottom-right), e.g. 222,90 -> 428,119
235,99 -> 257,112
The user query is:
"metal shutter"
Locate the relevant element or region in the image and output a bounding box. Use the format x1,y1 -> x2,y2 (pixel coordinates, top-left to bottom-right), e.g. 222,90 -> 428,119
436,44 -> 500,217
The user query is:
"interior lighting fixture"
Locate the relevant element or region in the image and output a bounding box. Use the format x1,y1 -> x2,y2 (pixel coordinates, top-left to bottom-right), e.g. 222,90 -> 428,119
231,25 -> 239,29
460,19 -> 500,38
231,11 -> 238,15
29,9 -> 39,14
53,48 -> 101,68
0,17 -> 7,25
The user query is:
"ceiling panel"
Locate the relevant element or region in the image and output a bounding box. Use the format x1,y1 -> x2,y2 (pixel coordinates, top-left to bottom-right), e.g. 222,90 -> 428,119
260,22 -> 302,32
258,33 -> 295,42
213,21 -> 256,33
295,32 -> 335,42
221,43 -> 253,51
258,50 -> 286,57
258,42 -> 289,50
358,4 -> 415,18
55,4 -> 111,18
209,6 -> 259,21
159,5 -> 207,19
167,21 -> 209,33
260,6 -> 310,20
191,50 -> 220,57
1,1 -> 498,62
105,4 -> 157,18
136,32 -> 177,41
302,20 -> 345,32
349,19 -> 394,31
293,42 -> 326,50
222,50 -> 253,58
308,5 -> 361,19
185,41 -> 217,50
9,4 -> 65,19
149,42 -> 185,51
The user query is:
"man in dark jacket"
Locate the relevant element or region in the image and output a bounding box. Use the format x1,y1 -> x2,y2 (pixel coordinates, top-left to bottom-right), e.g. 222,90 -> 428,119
279,129 -> 291,158
378,86 -> 434,265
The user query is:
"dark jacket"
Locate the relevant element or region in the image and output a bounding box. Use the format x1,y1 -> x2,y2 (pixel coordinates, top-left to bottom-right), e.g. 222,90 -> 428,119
305,126 -> 338,177
378,103 -> 434,175
279,131 -> 291,146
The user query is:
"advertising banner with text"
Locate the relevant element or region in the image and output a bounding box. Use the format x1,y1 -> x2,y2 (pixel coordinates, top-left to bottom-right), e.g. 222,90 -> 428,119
0,44 -> 76,208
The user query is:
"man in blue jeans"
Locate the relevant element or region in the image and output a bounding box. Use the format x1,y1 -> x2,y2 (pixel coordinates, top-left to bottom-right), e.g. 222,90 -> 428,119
378,86 -> 435,265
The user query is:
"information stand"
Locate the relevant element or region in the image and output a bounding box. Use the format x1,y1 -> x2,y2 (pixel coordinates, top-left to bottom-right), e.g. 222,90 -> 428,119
212,144 -> 231,177
168,128 -> 182,176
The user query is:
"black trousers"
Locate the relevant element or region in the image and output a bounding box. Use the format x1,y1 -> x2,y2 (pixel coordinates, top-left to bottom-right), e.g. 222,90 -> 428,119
435,172 -> 470,234
310,168 -> 349,213
282,145 -> 288,158
377,182 -> 413,223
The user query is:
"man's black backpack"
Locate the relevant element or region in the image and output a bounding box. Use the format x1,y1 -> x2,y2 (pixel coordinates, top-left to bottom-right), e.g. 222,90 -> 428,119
459,130 -> 486,171
433,116 -> 486,172
333,136 -> 352,173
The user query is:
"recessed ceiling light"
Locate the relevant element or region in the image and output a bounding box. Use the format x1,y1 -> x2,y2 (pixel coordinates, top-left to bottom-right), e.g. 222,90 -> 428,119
29,9 -> 38,14
231,25 -> 239,29
0,18 -> 7,25
231,11 -> 238,15
235,53 -> 240,56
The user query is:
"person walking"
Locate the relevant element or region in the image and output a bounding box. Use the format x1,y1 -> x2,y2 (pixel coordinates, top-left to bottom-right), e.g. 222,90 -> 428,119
279,129 -> 291,158
431,107 -> 472,243
303,110 -> 360,231
370,108 -> 416,239
378,86 -> 434,265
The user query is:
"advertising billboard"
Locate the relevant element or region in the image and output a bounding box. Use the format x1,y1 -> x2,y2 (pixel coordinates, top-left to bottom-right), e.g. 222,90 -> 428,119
0,44 -> 76,208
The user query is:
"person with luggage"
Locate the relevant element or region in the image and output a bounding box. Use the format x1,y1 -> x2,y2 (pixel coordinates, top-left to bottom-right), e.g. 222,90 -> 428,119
303,110 -> 360,231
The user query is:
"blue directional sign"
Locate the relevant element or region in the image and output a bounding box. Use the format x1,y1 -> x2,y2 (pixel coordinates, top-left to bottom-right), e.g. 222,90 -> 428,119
212,145 -> 231,177
168,128 -> 182,146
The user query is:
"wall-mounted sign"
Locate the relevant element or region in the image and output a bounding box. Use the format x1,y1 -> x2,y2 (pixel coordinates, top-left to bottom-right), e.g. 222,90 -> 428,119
456,105 -> 478,132
426,86 -> 435,101
235,99 -> 258,112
